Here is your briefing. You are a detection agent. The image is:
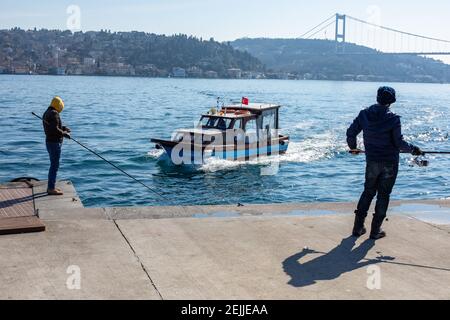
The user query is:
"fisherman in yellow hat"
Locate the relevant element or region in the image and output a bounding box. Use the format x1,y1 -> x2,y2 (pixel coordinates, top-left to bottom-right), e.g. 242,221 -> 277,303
42,97 -> 71,195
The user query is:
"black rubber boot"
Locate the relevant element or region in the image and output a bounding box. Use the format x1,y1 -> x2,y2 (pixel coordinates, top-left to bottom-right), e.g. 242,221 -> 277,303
352,211 -> 367,237
370,215 -> 387,240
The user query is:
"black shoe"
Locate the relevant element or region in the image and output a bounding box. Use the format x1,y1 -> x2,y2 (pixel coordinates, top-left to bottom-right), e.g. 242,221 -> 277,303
370,214 -> 387,240
370,230 -> 386,240
352,212 -> 367,237
353,227 -> 367,237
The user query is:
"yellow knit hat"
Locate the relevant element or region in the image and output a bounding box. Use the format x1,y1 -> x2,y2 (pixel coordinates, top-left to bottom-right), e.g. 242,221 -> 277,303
50,96 -> 64,113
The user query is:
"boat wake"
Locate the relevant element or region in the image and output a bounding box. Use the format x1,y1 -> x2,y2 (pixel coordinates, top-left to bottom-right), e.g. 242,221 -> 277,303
147,148 -> 165,159
147,131 -> 347,173
279,132 -> 347,163
203,133 -> 343,172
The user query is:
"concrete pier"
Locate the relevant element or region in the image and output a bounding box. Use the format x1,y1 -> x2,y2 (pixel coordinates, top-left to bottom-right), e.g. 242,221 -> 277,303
0,180 -> 449,299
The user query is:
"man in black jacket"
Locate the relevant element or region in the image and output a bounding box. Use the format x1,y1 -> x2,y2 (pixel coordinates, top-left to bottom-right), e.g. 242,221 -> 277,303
43,96 -> 71,195
346,87 -> 423,240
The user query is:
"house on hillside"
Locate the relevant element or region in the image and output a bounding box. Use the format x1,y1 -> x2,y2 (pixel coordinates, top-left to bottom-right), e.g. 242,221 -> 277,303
204,70 -> 218,78
227,68 -> 241,79
172,67 -> 186,78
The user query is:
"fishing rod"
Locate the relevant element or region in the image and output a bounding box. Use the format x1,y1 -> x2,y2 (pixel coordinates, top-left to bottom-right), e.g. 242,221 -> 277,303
349,150 -> 450,155
348,149 -> 450,167
32,112 -> 169,202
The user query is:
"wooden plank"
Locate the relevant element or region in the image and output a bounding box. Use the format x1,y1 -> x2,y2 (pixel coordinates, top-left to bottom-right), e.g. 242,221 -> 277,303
0,216 -> 45,235
0,187 -> 35,218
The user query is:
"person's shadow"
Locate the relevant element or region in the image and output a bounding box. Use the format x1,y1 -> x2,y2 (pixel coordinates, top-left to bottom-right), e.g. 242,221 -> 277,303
283,236 -> 392,287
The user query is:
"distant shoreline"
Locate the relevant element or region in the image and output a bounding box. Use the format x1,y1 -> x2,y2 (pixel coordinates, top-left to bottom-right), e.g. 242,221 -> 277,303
1,73 -> 449,85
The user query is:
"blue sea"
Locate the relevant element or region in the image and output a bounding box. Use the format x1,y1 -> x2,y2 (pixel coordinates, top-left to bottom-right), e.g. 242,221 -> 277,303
0,75 -> 449,207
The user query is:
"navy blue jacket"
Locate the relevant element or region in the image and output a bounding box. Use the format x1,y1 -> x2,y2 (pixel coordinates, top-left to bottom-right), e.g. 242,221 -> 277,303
346,104 -> 414,162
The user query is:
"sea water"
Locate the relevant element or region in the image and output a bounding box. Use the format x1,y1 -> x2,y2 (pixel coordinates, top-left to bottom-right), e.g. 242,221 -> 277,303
0,75 -> 449,207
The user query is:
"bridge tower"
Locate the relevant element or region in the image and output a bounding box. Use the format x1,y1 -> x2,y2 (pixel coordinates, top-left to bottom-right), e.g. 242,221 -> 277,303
335,14 -> 346,53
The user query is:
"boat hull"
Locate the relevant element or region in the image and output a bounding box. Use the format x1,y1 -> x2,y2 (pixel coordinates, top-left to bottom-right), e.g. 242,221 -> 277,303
151,136 -> 289,165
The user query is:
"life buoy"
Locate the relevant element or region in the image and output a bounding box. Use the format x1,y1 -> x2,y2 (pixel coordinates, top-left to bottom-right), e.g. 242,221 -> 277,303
221,109 -> 236,114
234,110 -> 250,116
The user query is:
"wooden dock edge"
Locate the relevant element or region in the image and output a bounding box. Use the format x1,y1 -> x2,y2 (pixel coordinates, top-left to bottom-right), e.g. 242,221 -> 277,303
0,216 -> 46,235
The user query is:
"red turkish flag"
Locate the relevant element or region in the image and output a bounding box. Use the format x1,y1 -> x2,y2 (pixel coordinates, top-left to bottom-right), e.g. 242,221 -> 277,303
242,97 -> 249,105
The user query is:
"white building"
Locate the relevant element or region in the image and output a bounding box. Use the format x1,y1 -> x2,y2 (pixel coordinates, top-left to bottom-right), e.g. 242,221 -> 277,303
227,68 -> 242,79
83,57 -> 96,66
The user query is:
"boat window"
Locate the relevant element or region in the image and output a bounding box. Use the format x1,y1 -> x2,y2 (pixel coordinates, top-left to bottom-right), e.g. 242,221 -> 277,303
246,119 -> 257,131
245,119 -> 258,143
262,111 -> 276,137
263,112 -> 275,130
231,119 -> 242,129
200,116 -> 217,128
201,116 -> 233,130
207,118 -> 218,127
216,118 -> 227,130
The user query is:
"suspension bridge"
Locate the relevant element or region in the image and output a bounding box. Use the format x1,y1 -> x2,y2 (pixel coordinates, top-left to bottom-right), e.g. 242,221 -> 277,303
300,13 -> 450,56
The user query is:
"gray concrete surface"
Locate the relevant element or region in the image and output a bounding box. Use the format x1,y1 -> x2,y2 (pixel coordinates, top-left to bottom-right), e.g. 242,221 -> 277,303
0,219 -> 160,299
33,180 -> 83,213
0,180 -> 449,299
116,215 -> 450,299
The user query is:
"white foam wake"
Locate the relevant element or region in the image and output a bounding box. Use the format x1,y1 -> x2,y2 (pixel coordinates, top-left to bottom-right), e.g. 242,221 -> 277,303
146,131 -> 347,173
280,132 -> 346,163
200,131 -> 347,173
147,148 -> 165,159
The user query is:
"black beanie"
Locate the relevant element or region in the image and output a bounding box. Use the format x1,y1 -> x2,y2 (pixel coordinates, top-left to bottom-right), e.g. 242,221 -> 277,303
377,86 -> 397,105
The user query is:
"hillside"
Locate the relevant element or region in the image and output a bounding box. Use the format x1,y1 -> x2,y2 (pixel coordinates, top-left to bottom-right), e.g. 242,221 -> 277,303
0,28 -> 264,78
2,29 -> 449,83
232,38 -> 450,83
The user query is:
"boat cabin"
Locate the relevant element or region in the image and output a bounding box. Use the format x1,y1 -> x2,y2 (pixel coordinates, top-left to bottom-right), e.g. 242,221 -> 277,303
198,103 -> 281,133
151,102 -> 289,164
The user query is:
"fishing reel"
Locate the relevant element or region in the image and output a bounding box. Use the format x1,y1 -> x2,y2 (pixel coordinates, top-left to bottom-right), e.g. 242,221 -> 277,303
411,155 -> 429,167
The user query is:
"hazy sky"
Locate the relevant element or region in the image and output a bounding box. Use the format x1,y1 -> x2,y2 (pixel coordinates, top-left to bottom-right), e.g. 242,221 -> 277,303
1,0 -> 450,61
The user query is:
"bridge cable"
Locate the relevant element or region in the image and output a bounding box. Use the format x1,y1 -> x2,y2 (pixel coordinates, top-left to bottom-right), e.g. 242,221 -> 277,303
299,14 -> 336,39
346,15 -> 450,44
306,20 -> 336,40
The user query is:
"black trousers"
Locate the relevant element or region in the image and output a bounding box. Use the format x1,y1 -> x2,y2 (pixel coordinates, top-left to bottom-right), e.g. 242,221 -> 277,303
356,160 -> 399,220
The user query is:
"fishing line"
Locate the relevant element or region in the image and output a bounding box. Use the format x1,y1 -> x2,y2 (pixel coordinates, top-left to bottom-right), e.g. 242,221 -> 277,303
32,111 -> 172,203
